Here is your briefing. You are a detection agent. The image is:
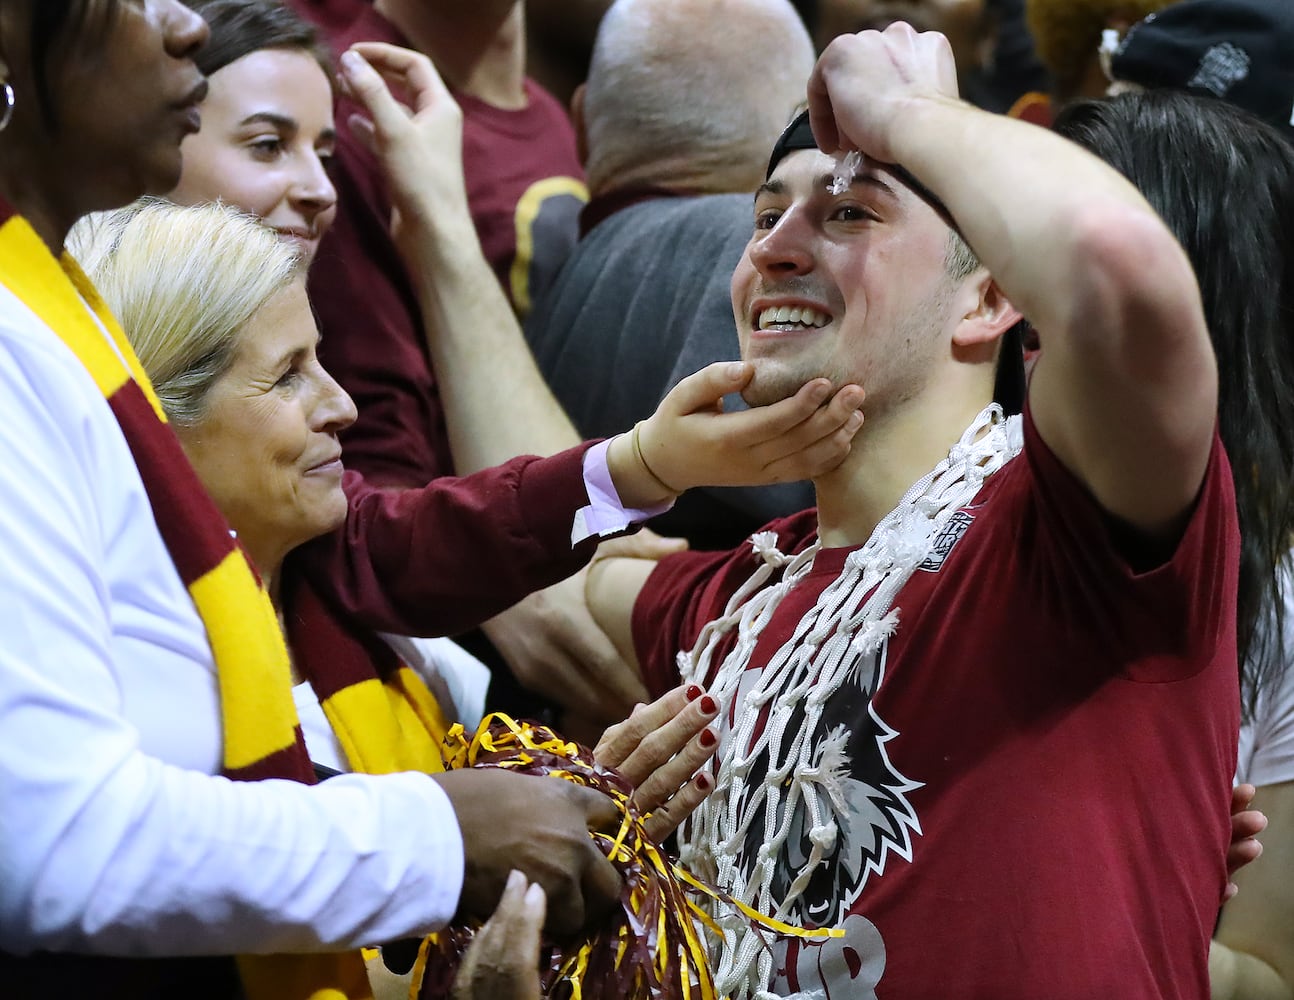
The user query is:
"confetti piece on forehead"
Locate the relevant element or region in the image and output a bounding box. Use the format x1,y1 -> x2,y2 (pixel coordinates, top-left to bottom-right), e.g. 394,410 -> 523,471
767,110 -> 962,235
829,150 -> 862,195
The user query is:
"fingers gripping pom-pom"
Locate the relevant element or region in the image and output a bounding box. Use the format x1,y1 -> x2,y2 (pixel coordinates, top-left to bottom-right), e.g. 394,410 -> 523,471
413,713 -> 842,1000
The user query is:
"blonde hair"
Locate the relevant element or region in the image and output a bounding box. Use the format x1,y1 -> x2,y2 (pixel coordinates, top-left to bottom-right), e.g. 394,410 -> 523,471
70,200 -> 304,425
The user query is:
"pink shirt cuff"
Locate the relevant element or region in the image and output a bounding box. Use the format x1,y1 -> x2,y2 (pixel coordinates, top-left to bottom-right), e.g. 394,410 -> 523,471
572,438 -> 674,544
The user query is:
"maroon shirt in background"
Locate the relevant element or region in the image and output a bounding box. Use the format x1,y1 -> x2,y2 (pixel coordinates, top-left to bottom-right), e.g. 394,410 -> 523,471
290,3 -> 585,486
457,82 -> 587,316
633,408 -> 1239,1000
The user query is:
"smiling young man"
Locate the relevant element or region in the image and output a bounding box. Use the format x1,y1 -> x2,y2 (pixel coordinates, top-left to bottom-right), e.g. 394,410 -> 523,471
588,23 -> 1239,1000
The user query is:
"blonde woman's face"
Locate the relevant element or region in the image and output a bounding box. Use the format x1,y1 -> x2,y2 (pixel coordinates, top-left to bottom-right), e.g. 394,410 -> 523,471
177,280 -> 357,574
169,48 -> 337,261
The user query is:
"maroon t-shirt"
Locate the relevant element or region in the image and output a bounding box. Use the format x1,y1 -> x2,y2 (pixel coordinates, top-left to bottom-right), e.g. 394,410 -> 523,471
457,83 -> 587,316
299,5 -> 586,486
634,411 -> 1239,999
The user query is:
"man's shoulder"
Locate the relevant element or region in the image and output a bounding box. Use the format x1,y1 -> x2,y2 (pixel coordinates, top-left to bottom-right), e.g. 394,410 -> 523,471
657,509 -> 820,587
533,194 -> 735,309
0,283 -> 106,411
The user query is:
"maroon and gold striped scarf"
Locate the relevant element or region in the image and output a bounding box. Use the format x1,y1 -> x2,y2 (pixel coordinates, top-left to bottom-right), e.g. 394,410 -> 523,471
0,199 -> 447,999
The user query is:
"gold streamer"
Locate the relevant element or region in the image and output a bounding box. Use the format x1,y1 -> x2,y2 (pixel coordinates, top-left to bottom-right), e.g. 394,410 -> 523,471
418,714 -> 842,1000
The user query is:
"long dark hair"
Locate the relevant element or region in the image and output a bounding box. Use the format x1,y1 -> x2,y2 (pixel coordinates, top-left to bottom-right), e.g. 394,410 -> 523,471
1055,91 -> 1294,719
182,0 -> 332,80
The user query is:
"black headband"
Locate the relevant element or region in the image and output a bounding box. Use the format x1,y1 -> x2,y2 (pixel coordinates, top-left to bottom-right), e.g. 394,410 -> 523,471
766,109 -> 819,180
765,109 -> 957,230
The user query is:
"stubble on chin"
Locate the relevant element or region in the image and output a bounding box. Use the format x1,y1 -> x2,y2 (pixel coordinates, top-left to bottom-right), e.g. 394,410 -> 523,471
740,356 -> 846,409
739,368 -> 802,409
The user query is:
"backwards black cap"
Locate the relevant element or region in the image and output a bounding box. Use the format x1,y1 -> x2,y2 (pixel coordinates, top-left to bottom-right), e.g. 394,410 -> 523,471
765,109 -> 957,230
1110,0 -> 1294,141
766,109 -> 819,180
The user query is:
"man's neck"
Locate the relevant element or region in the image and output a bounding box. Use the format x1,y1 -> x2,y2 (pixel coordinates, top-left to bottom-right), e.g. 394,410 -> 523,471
373,0 -> 527,109
814,390 -> 998,549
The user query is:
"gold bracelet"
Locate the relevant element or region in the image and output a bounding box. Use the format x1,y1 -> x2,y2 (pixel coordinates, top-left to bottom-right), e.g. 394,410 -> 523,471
631,421 -> 681,496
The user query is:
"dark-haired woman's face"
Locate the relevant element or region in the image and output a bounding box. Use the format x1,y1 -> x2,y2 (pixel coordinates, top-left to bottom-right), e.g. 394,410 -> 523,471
169,48 -> 338,262
25,0 -> 210,218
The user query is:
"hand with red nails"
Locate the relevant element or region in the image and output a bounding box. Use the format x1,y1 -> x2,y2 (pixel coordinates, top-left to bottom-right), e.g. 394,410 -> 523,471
593,682 -> 722,842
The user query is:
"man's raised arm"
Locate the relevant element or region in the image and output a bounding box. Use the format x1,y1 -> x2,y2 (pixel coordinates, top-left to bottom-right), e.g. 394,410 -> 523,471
807,24 -> 1217,540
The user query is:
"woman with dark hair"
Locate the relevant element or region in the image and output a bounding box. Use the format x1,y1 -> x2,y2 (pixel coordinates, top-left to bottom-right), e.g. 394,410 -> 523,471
0,4 -> 867,998
168,0 -> 339,260
1054,90 -> 1294,1000
190,0 -> 334,74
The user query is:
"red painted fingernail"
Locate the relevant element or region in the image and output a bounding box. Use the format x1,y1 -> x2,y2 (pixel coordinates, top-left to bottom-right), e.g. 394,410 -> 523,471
699,728 -> 717,748
685,685 -> 703,701
695,772 -> 712,791
700,696 -> 718,715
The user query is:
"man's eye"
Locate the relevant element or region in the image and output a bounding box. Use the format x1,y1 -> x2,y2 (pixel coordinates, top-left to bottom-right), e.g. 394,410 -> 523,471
754,209 -> 782,231
832,205 -> 877,222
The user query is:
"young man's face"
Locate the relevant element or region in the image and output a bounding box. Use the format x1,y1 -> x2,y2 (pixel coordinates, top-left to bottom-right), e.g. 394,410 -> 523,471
731,148 -> 966,416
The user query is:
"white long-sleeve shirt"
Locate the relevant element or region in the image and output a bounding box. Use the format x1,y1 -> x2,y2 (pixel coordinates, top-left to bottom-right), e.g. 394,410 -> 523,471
1236,562 -> 1294,787
0,282 -> 464,957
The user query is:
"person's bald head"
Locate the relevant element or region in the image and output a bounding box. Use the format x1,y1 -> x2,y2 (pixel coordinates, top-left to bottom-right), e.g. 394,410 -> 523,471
577,0 -> 815,197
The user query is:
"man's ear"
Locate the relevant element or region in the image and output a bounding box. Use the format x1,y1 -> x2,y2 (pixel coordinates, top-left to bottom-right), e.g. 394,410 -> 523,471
952,272 -> 1022,349
571,82 -> 588,166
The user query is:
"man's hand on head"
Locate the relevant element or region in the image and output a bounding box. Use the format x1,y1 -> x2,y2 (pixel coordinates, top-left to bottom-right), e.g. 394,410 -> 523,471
806,22 -> 961,165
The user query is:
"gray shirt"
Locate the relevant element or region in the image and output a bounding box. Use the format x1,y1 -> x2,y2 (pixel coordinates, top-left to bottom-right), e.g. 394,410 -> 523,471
525,193 -> 815,550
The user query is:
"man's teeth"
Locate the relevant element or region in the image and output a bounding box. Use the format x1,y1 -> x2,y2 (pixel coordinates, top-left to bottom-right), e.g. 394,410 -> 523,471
758,305 -> 831,330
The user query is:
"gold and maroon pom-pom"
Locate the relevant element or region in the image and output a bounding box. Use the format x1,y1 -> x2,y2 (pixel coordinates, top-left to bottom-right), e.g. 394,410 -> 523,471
413,713 -> 721,1000
411,713 -> 842,1000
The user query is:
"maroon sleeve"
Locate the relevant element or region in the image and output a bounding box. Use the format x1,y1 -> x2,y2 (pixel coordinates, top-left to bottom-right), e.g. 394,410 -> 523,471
307,99 -> 454,487
631,512 -> 819,699
292,442 -> 599,636
1020,403 -> 1240,682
